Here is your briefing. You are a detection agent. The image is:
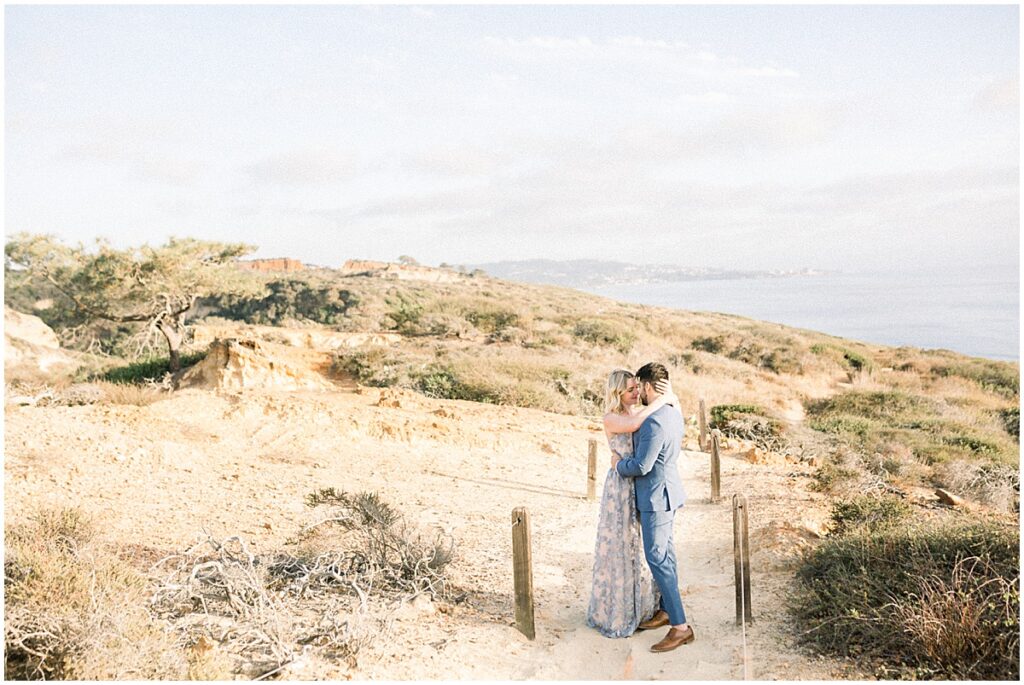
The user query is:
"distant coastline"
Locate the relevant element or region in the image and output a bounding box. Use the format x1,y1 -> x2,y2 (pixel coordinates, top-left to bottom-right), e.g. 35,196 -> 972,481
471,260 -> 1018,362
471,259 -> 834,289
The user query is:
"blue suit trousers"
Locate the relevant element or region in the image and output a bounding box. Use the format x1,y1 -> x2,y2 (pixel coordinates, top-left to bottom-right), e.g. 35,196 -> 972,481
640,509 -> 686,626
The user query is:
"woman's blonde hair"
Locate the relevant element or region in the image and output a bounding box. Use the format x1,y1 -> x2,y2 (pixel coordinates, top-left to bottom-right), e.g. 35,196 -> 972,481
604,369 -> 635,415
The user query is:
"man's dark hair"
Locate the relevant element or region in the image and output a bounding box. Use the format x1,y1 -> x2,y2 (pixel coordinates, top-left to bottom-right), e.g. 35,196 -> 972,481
635,362 -> 669,386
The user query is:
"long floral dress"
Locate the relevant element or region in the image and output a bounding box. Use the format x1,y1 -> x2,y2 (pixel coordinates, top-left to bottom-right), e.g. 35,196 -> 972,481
585,431 -> 661,637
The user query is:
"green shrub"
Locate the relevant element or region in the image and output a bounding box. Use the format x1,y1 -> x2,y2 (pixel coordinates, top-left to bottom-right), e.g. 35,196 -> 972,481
384,293 -> 426,335
999,407 -> 1019,439
942,434 -> 999,455
791,518 -> 1019,679
709,404 -> 761,427
761,347 -> 803,375
807,414 -> 875,439
100,352 -> 205,385
828,494 -> 911,536
806,391 -> 926,424
200,278 -> 360,326
691,335 -> 725,354
810,458 -> 860,493
726,339 -> 803,374
413,364 -> 495,403
842,349 -> 872,373
935,361 -> 1020,397
464,307 -> 520,334
571,319 -> 635,353
334,347 -> 407,387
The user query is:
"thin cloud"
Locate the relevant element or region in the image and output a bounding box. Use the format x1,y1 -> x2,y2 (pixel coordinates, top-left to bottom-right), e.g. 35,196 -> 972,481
243,149 -> 358,186
483,34 -> 800,81
407,144 -> 511,177
61,141 -> 205,186
973,77 -> 1019,111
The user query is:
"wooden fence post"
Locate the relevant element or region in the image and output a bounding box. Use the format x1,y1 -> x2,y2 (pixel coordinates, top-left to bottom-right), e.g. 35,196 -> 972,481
732,494 -> 753,625
699,399 -> 708,451
512,507 -> 536,640
587,439 -> 598,500
710,431 -> 721,504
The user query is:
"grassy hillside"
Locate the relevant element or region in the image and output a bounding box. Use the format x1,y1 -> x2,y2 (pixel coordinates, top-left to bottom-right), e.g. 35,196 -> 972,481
196,269 -> 1017,452
7,264 -> 1019,679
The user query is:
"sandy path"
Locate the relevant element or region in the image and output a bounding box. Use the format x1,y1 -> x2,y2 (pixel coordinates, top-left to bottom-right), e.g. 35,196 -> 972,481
4,386 -> 854,679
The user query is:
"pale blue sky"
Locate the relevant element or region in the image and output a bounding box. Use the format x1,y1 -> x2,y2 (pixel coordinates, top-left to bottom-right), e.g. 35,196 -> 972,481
5,4 -> 1019,271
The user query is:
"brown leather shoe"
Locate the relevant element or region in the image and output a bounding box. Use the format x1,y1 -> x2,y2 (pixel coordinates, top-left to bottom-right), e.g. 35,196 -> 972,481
637,609 -> 669,630
650,625 -> 695,653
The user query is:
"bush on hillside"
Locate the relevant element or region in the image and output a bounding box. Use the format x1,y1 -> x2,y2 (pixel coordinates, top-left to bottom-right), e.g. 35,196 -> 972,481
691,335 -> 726,354
463,306 -> 520,335
413,364 -> 496,403
100,352 -> 206,385
709,404 -> 784,451
200,278 -> 360,327
999,407 -> 1019,440
384,293 -> 427,335
805,390 -> 1019,469
828,494 -> 911,536
4,509 -> 185,680
934,460 -> 1020,513
334,346 -> 412,388
933,360 -> 1020,398
571,319 -> 636,353
842,349 -> 872,374
727,339 -> 804,374
791,515 -> 1019,679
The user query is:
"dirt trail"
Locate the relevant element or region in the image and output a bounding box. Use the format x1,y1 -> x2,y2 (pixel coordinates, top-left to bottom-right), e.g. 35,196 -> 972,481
4,379 -> 855,679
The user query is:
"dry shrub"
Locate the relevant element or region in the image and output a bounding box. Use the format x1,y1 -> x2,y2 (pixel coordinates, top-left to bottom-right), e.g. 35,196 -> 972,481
149,491 -> 456,679
150,536 -> 313,679
888,556 -> 1019,679
4,380 -> 167,407
710,404 -> 786,451
4,508 -> 186,680
95,380 -> 168,406
293,488 -> 456,599
934,459 -> 1020,513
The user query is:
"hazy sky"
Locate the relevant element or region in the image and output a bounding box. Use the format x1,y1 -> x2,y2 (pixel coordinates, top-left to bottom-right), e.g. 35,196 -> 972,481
5,3 -> 1019,271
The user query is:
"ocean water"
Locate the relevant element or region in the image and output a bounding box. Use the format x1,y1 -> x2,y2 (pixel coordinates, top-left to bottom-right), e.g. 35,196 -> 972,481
585,267 -> 1019,362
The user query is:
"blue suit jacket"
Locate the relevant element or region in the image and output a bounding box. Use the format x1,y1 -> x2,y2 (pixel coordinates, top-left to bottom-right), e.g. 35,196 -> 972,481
615,405 -> 686,512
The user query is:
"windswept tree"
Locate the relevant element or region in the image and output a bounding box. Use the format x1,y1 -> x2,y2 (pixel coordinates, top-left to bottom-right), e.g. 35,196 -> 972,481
5,233 -> 260,371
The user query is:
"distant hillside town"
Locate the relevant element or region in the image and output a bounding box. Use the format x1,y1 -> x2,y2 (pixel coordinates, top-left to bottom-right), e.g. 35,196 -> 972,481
235,257 -> 470,283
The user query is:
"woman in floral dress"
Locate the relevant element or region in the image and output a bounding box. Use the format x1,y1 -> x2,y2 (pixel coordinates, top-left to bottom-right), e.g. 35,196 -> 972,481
586,369 -> 679,637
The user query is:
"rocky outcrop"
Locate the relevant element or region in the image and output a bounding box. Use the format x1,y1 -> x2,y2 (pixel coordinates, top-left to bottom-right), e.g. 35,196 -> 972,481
4,306 -> 78,380
235,258 -> 305,273
178,338 -> 336,392
340,260 -> 464,283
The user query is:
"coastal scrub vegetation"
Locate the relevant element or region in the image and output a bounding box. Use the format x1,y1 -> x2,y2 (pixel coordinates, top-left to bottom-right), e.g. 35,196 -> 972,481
5,234 -> 259,371
6,239 -> 1019,680
6,494 -> 457,680
4,508 -> 186,679
792,504 -> 1018,679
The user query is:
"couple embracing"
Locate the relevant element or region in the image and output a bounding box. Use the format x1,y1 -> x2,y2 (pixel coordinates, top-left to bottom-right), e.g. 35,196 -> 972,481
586,362 -> 694,653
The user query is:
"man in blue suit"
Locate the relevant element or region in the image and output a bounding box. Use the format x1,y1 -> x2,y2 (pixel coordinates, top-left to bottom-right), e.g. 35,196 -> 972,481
612,362 -> 694,652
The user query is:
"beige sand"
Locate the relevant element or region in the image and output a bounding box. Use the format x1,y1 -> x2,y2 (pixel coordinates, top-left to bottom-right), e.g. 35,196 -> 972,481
4,375 -> 861,680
